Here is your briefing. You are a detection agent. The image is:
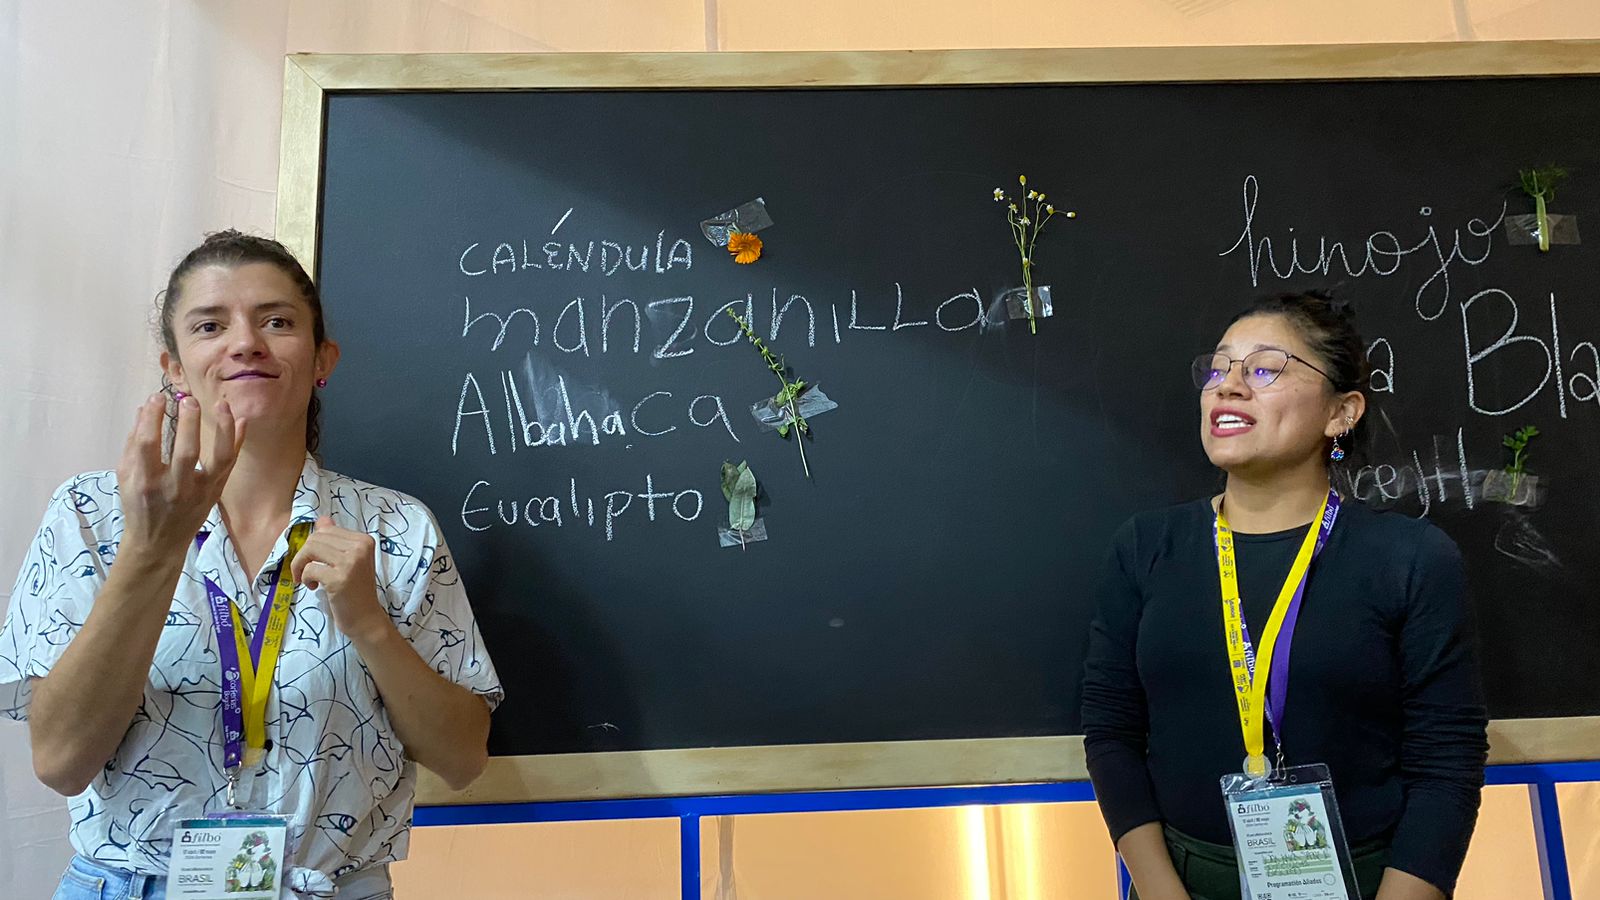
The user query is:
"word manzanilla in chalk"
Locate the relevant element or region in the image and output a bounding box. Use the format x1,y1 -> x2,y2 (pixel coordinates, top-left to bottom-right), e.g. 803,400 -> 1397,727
459,284 -> 993,361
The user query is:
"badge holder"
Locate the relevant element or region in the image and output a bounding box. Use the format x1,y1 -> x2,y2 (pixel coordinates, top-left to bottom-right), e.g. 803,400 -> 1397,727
1221,763 -> 1361,900
170,772 -> 292,900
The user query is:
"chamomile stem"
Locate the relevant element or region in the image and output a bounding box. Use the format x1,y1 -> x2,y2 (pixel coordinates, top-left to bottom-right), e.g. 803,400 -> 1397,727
1023,262 -> 1036,334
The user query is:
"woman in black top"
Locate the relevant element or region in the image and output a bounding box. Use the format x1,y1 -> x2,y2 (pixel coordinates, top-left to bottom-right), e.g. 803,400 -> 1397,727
1082,292 -> 1488,900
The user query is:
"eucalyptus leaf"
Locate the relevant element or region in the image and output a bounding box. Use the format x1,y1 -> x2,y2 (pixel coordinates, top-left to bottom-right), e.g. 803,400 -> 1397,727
720,460 -> 757,532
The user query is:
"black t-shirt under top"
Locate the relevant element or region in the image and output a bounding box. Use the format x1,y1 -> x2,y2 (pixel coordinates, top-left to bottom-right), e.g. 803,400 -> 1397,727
1081,497 -> 1488,895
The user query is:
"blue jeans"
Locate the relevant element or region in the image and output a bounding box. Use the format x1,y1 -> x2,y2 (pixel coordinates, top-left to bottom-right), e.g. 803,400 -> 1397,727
51,857 -> 163,900
52,856 -> 394,900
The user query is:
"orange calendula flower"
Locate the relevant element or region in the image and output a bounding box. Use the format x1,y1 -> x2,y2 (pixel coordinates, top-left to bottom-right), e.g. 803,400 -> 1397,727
728,231 -> 763,264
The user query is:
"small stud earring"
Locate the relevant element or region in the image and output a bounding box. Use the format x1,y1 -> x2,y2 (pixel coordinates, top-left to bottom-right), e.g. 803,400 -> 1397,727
173,391 -> 187,402
316,378 -> 328,389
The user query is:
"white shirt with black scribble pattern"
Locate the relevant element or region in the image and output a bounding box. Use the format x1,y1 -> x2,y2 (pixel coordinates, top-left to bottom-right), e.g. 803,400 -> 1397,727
0,456 -> 503,889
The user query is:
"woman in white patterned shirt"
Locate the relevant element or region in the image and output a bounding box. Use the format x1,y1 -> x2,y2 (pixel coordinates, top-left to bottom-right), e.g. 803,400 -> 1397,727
1,231 -> 503,899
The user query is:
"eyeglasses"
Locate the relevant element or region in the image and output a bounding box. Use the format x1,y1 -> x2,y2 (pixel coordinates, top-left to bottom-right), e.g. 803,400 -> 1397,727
1191,349 -> 1336,391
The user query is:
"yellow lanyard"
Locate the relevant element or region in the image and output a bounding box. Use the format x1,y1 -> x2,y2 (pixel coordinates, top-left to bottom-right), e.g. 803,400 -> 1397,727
230,523 -> 311,767
1215,493 -> 1329,778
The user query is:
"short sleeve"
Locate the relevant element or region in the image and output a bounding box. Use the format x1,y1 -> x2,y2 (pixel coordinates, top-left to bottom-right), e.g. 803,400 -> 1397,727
394,511 -> 503,711
0,474 -> 117,720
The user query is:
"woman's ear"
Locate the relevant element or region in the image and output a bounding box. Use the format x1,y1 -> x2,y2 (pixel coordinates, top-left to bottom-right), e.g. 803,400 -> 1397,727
1326,390 -> 1366,438
160,349 -> 187,395
314,339 -> 341,382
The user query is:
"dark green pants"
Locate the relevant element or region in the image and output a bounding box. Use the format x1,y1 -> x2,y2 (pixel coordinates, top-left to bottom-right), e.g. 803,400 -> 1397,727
1128,825 -> 1389,900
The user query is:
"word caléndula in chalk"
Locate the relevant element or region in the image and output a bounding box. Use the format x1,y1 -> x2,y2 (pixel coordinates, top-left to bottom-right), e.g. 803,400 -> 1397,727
458,219 -> 696,278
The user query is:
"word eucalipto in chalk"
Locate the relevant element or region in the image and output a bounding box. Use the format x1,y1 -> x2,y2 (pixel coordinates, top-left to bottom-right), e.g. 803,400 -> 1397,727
460,474 -> 704,542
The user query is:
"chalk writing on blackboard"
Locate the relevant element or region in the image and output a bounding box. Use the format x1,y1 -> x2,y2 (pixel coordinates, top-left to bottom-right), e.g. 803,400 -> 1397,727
1217,175 -> 1505,321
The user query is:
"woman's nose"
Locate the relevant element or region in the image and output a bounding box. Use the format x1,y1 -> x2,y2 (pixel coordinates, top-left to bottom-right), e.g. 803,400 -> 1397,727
229,325 -> 267,357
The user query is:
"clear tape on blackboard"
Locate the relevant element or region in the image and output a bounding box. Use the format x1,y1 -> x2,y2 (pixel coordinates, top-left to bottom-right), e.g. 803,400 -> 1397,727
701,197 -> 774,247
1504,213 -> 1581,246
718,517 -> 769,548
1481,470 -> 1546,509
1002,285 -> 1054,321
1495,510 -> 1561,576
749,385 -> 838,432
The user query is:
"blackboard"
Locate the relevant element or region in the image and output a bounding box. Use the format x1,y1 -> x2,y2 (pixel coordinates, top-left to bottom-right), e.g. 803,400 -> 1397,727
288,46 -> 1600,797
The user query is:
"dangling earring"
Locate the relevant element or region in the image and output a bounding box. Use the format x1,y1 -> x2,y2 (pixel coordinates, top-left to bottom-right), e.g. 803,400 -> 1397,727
1329,416 -> 1353,462
316,378 -> 328,388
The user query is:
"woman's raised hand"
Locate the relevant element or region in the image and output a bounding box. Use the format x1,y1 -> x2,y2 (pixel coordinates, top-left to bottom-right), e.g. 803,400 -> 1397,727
115,393 -> 246,558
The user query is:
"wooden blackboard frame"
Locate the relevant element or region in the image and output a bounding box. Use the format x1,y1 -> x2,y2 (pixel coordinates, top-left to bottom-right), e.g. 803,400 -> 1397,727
277,42 -> 1600,805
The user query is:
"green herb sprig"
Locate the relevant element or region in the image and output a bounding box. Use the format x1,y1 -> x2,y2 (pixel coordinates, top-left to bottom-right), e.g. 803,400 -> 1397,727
727,308 -> 812,478
1519,166 -> 1569,252
1503,424 -> 1540,498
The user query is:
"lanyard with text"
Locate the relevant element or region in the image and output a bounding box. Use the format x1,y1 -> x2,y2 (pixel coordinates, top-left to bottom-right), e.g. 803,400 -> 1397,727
196,523 -> 312,802
1214,489 -> 1340,779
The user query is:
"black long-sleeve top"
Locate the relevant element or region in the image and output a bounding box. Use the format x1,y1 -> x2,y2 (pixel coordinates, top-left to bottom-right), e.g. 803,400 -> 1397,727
1081,498 -> 1488,895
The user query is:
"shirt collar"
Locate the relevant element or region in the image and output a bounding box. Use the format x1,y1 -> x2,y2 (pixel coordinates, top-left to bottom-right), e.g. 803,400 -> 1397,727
196,454 -> 328,565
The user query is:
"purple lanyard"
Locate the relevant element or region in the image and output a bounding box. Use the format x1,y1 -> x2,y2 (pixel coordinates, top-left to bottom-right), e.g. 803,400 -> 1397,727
1229,490 -> 1341,745
195,530 -> 292,771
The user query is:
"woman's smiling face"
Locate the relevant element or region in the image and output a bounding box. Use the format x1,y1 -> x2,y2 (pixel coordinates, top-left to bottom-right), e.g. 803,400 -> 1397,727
162,262 -> 337,431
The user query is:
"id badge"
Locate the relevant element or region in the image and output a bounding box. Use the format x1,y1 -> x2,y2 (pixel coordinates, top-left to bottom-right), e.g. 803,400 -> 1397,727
1220,764 -> 1360,900
170,812 -> 289,899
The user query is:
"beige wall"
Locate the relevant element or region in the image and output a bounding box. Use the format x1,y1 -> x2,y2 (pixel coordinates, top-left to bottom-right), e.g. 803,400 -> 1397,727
712,0 -> 1600,49
5,1 -> 1600,897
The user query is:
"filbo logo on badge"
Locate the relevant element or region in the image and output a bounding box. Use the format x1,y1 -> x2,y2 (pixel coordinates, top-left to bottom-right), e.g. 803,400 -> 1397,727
181,832 -> 222,845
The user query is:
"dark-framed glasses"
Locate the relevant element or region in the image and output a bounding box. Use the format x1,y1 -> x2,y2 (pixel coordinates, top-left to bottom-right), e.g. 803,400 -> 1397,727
1191,349 -> 1335,391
